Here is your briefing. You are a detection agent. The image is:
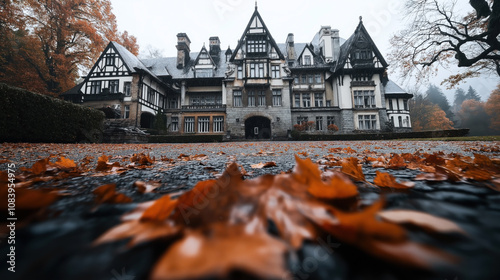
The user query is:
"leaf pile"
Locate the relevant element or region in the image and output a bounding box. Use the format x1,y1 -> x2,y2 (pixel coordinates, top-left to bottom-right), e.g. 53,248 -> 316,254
93,156 -> 465,280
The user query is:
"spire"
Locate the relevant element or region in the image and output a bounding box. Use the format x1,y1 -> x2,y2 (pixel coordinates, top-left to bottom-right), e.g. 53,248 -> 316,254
255,0 -> 258,10
359,16 -> 363,22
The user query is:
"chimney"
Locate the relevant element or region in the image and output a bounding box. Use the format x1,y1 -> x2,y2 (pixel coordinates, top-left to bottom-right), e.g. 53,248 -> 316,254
286,33 -> 296,61
331,29 -> 340,62
176,33 -> 191,69
209,36 -> 221,57
319,26 -> 333,61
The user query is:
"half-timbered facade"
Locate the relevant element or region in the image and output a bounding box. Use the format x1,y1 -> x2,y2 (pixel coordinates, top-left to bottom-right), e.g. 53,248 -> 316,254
62,6 -> 411,139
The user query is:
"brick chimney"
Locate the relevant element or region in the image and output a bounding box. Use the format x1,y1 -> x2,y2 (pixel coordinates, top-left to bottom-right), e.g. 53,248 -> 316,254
176,33 -> 191,69
286,33 -> 296,61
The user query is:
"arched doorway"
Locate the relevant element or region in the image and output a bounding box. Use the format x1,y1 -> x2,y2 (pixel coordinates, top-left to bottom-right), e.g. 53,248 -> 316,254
245,116 -> 271,139
140,112 -> 155,129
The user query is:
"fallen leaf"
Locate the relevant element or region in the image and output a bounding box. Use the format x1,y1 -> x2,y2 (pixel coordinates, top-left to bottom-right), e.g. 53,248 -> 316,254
341,157 -> 365,181
93,183 -> 132,204
308,171 -> 358,199
378,210 -> 466,234
134,180 -> 162,194
250,161 -> 277,169
140,195 -> 177,222
374,171 -> 415,189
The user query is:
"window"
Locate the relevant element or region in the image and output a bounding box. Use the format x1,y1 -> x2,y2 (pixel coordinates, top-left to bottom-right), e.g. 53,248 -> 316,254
316,116 -> 323,131
198,117 -> 210,133
123,105 -> 130,119
302,93 -> 311,107
295,94 -> 301,108
354,49 -> 372,60
105,54 -> 115,66
258,63 -> 265,77
271,65 -> 280,78
249,63 -> 265,78
297,116 -> 308,125
169,97 -> 178,109
147,87 -> 155,104
272,89 -> 282,106
294,76 -> 299,84
403,99 -> 409,111
304,55 -> 312,65
233,91 -> 242,107
314,93 -> 324,107
248,91 -> 256,107
301,75 -> 307,84
308,75 -> 314,84
214,116 -> 224,132
124,82 -> 131,96
109,80 -> 119,94
237,65 -> 243,79
258,91 -> 266,107
326,100 -> 331,107
327,116 -> 335,126
184,117 -> 195,133
354,90 -> 376,108
315,74 -> 322,84
405,116 -> 410,127
247,37 -> 266,53
358,115 -> 377,130
171,117 -> 179,132
90,81 -> 101,94
195,69 -> 213,78
398,116 -> 403,128
389,99 -> 394,111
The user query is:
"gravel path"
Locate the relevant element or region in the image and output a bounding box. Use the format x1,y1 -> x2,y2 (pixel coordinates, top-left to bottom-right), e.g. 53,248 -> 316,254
1,141 -> 500,280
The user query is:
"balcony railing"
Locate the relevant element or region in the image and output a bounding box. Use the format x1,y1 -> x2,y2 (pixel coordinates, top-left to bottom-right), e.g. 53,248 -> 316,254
181,104 -> 227,112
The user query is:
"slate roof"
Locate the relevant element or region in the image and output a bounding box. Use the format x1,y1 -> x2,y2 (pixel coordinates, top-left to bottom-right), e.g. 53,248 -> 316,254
385,80 -> 412,96
111,42 -> 156,77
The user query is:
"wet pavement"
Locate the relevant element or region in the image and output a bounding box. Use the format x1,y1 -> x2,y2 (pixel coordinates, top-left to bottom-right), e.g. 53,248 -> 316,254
0,141 -> 500,280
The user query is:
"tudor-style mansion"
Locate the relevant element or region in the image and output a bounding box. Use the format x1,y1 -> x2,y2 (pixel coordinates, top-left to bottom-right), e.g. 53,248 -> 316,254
62,6 -> 412,139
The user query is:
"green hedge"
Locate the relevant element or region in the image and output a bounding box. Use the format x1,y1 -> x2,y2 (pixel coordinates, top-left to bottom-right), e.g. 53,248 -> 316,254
0,83 -> 105,143
149,134 -> 225,143
292,129 -> 470,141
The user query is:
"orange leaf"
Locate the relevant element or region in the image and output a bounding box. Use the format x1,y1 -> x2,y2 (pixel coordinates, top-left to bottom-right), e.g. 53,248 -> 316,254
387,154 -> 406,170
55,157 -> 77,169
374,171 -> 414,189
31,158 -> 50,175
308,171 -> 358,199
378,210 -> 466,234
141,195 -> 177,222
93,183 -> 132,204
151,224 -> 288,280
341,157 -> 365,181
250,161 -> 277,169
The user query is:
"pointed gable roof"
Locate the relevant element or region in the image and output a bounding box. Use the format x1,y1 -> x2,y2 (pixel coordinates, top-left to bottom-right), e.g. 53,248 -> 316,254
229,6 -> 284,61
194,45 -> 216,67
333,17 -> 388,72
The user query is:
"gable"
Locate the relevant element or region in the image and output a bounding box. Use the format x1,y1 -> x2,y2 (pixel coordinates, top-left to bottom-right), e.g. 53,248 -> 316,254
230,8 -> 284,61
88,43 -> 131,78
334,19 -> 388,72
297,45 -> 316,66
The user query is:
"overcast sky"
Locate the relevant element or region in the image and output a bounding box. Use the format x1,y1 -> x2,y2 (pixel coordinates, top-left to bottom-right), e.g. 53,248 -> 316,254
110,0 -> 498,101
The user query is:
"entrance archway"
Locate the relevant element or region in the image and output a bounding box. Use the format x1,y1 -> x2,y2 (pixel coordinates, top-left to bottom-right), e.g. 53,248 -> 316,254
245,116 -> 271,139
140,112 -> 155,129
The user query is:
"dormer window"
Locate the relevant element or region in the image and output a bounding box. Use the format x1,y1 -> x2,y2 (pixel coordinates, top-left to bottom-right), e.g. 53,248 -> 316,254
247,35 -> 267,54
353,49 -> 372,60
304,55 -> 312,66
195,69 -> 213,78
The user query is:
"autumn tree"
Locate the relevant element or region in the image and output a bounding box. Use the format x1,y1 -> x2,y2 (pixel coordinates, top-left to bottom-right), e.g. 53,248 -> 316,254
457,99 -> 491,135
425,84 -> 453,119
389,0 -> 500,87
485,84 -> 500,133
409,93 -> 454,131
0,0 -> 138,96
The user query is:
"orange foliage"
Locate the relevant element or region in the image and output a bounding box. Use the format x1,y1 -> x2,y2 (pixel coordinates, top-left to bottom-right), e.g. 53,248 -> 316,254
485,84 -> 500,133
0,0 -> 138,95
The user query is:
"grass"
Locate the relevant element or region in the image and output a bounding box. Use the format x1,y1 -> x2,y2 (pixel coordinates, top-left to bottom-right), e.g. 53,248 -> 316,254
396,135 -> 500,141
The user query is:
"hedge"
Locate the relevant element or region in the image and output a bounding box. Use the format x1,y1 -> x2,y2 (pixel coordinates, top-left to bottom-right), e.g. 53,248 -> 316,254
149,134 -> 225,143
0,83 -> 105,143
292,129 -> 470,141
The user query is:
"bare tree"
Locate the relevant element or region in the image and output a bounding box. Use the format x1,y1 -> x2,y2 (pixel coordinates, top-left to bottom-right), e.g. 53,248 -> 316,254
389,0 -> 499,87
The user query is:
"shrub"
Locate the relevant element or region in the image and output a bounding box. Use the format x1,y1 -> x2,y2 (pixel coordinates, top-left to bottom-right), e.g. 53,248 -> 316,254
0,83 -> 105,143
327,124 -> 339,132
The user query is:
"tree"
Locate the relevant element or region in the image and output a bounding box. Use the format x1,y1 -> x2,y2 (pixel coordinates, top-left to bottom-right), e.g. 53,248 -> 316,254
453,88 -> 467,112
389,0 -> 500,87
465,86 -> 482,101
0,0 -> 138,96
457,99 -> 491,135
425,84 -> 453,118
410,93 -> 454,131
485,84 -> 500,133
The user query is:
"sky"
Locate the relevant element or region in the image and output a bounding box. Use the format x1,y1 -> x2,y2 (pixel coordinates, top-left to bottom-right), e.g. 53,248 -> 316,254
110,0 -> 499,102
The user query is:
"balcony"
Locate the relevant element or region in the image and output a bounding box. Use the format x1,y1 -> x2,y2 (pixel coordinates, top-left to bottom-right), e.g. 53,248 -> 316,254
83,93 -> 125,102
351,81 -> 376,87
181,104 -> 226,112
